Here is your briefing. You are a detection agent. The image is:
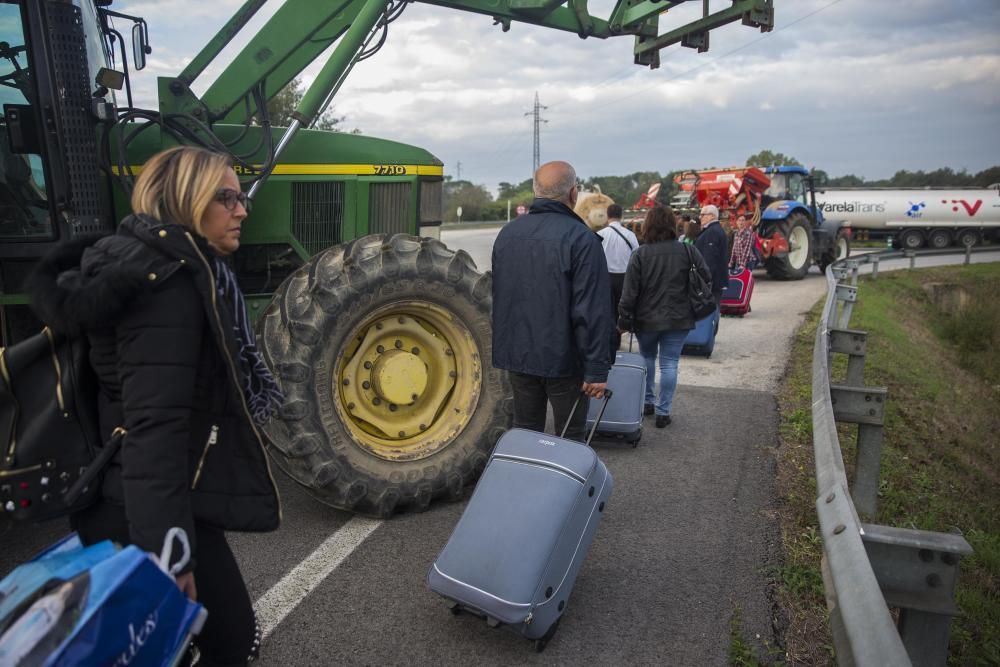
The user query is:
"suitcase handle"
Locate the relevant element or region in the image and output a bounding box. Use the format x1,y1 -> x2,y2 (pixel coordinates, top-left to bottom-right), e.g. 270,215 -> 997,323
560,389 -> 613,446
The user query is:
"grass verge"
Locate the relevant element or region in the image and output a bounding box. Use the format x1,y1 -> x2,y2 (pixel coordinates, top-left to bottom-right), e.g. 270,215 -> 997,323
773,263 -> 1000,666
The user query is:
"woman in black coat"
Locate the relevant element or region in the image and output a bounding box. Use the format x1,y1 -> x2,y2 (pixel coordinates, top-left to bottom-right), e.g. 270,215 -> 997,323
618,207 -> 712,427
30,146 -> 283,665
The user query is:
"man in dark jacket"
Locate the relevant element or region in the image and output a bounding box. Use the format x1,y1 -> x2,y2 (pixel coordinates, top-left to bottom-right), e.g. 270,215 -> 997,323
492,160 -> 613,442
695,204 -> 729,306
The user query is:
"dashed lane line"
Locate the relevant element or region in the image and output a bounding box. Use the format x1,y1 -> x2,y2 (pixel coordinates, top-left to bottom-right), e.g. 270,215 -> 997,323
253,517 -> 383,639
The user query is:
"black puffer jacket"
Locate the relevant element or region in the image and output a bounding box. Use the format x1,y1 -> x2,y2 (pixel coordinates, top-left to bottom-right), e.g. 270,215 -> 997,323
618,240 -> 712,332
28,215 -> 281,564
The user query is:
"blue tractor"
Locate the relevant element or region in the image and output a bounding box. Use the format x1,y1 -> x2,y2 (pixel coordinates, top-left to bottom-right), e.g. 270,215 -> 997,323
757,165 -> 851,279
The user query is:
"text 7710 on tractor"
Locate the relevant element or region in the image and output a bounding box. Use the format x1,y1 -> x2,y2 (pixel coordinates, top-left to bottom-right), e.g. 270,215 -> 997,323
0,0 -> 774,518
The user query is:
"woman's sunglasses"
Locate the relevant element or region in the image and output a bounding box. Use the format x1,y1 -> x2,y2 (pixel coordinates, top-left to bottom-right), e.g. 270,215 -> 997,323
214,188 -> 251,212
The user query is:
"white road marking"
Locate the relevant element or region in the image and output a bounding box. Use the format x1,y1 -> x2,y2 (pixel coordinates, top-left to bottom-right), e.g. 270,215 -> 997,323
253,517 -> 382,639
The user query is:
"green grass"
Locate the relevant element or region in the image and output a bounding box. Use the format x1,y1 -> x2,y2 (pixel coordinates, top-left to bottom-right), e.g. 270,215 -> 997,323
730,607 -> 785,666
775,263 -> 1000,666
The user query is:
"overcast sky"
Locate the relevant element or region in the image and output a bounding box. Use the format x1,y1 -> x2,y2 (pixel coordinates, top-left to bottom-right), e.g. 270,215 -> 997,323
112,0 -> 1000,194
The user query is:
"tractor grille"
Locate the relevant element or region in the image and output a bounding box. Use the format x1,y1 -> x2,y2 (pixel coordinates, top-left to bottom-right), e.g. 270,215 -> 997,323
369,182 -> 411,236
419,180 -> 443,223
46,2 -> 106,234
291,182 -> 344,255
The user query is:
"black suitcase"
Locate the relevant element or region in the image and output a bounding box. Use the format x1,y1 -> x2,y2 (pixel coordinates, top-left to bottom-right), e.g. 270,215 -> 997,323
427,393 -> 614,652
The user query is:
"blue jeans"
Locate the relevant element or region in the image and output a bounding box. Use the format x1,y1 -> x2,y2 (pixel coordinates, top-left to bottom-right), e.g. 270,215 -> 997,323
635,329 -> 688,416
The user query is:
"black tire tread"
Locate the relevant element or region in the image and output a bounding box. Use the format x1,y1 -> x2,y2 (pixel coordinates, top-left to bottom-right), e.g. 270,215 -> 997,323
764,212 -> 812,281
259,234 -> 511,518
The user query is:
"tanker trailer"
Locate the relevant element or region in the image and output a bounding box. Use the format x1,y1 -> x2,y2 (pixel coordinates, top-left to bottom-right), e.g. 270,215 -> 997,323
816,186 -> 1000,250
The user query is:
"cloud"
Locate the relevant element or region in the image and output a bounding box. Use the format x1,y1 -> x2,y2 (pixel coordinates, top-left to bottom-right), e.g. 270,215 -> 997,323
112,0 -> 1000,190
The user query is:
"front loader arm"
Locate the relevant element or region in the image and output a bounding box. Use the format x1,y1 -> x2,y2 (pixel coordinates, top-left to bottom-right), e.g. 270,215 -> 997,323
152,0 -> 772,195
160,0 -> 773,122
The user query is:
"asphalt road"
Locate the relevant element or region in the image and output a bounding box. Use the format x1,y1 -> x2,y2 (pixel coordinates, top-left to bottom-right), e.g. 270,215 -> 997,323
2,231 -> 996,665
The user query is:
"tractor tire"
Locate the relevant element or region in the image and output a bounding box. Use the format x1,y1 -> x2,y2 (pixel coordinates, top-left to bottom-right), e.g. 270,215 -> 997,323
764,212 -> 812,280
258,234 -> 512,518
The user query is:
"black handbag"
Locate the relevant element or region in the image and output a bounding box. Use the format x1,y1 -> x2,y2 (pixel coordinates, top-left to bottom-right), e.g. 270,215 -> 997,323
0,328 -> 122,522
684,244 -> 716,321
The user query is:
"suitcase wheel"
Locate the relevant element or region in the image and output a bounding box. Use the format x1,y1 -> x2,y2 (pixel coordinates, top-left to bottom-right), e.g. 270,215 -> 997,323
534,618 -> 562,653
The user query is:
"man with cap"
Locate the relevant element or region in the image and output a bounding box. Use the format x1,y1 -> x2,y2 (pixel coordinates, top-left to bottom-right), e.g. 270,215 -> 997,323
695,204 -> 729,307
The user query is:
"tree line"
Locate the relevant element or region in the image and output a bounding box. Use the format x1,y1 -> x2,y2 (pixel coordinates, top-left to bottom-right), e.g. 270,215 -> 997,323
443,150 -> 1000,222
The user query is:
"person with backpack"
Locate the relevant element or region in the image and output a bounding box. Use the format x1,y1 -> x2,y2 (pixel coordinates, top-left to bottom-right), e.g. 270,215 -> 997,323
597,203 -> 639,351
618,206 -> 712,427
28,145 -> 282,666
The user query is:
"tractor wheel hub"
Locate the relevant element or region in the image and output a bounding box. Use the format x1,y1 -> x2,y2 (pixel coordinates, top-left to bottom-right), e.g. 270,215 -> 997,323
372,350 -> 427,405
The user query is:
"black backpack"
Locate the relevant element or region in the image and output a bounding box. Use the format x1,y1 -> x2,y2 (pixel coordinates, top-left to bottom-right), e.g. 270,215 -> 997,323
0,328 -> 122,522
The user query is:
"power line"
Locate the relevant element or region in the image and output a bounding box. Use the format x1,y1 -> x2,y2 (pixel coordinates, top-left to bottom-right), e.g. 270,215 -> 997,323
524,91 -> 548,174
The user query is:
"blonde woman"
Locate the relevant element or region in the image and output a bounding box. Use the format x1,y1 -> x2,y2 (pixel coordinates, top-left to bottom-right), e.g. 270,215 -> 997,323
30,146 -> 282,665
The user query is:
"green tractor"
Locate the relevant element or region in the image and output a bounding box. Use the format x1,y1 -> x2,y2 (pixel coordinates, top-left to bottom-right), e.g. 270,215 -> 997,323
0,0 -> 774,517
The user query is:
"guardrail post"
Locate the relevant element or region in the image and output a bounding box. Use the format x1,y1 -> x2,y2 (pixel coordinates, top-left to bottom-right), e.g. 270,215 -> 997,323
830,328 -> 867,387
845,260 -> 861,286
835,283 -> 858,330
830,385 -> 887,516
871,255 -> 880,281
861,524 -> 974,667
964,245 -> 972,265
905,250 -> 916,270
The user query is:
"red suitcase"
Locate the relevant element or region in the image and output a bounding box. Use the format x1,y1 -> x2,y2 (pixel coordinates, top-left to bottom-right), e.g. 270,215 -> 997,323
720,267 -> 754,317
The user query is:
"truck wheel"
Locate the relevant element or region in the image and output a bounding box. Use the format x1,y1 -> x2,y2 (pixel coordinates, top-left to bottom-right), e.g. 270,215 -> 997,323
927,229 -> 951,250
258,234 -> 512,518
956,229 -> 979,248
764,212 -> 812,280
899,229 -> 924,250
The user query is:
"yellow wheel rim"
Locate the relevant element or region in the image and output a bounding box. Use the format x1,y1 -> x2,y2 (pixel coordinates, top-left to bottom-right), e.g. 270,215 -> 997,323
334,300 -> 482,461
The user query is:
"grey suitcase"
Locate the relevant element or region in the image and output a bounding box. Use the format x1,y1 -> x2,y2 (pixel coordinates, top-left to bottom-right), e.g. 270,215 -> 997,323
585,350 -> 645,446
427,393 -> 614,652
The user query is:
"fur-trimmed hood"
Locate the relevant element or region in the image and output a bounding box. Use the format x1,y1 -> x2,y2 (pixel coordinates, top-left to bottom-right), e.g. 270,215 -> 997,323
28,215 -> 205,337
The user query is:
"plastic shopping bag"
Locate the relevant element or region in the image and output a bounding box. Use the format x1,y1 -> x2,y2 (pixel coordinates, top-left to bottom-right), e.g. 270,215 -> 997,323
0,531 -> 206,666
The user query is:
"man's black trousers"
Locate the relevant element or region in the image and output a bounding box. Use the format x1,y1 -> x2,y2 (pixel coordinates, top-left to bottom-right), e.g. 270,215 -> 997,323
508,372 -> 586,442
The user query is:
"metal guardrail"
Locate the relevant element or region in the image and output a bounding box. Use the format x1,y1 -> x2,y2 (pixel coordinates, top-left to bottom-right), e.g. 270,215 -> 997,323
811,246 -> 996,666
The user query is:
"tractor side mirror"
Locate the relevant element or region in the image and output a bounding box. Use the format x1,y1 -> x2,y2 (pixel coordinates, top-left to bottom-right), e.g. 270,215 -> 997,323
132,22 -> 150,71
96,67 -> 124,91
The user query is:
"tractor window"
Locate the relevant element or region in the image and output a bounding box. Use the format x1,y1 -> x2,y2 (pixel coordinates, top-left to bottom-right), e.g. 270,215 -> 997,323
74,0 -> 113,99
764,174 -> 789,200
0,1 -> 53,240
787,173 -> 808,205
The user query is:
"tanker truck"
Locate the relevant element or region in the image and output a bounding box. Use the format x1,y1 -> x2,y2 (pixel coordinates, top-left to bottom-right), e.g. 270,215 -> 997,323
816,187 -> 1000,250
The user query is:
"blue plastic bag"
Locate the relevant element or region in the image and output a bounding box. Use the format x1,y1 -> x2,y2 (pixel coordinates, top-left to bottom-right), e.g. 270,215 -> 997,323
0,534 -> 205,666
